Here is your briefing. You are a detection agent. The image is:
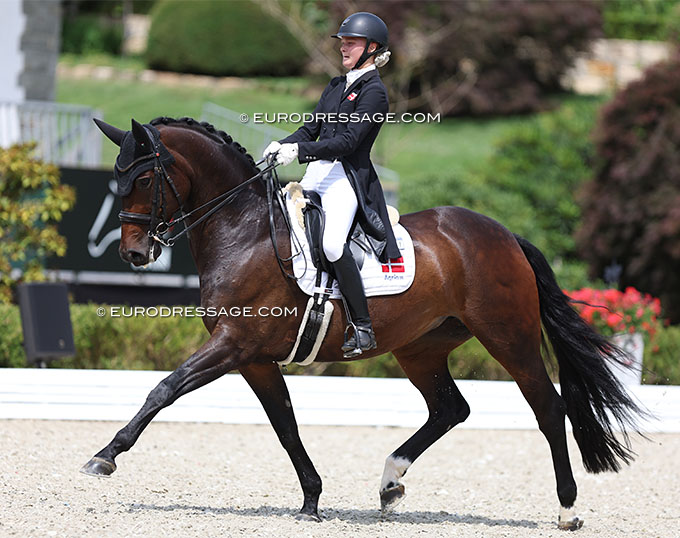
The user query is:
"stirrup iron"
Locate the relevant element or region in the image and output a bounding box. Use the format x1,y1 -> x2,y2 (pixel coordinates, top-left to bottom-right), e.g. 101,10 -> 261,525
339,295 -> 376,358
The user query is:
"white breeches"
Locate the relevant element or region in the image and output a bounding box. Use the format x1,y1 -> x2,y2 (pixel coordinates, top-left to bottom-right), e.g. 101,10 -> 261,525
300,160 -> 358,263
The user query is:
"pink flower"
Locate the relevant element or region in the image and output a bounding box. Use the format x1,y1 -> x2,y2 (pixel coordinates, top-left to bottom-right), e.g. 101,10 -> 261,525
581,306 -> 595,323
566,286 -> 665,342
604,288 -> 620,303
607,313 -> 622,329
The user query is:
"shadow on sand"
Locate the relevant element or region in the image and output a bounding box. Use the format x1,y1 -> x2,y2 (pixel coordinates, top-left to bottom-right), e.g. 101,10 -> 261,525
126,502 -> 539,529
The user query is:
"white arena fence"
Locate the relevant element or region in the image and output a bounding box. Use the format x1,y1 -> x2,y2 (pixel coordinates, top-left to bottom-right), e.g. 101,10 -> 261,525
0,100 -> 102,167
1,368 -> 678,433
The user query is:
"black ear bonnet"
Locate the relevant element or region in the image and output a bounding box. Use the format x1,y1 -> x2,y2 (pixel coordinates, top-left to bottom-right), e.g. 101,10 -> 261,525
114,124 -> 175,196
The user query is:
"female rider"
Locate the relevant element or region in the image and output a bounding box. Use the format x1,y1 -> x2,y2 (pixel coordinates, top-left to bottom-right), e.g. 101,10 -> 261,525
264,12 -> 399,358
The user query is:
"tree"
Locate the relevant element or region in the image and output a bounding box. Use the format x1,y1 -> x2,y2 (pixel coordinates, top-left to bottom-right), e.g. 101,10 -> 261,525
577,54 -> 680,322
324,0 -> 602,116
262,0 -> 602,116
258,0 -> 339,77
0,143 -> 76,302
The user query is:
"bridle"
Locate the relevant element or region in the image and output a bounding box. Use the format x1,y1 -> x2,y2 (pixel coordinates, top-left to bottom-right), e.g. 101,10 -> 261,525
117,143 -> 301,278
117,148 -> 184,241
118,144 -> 278,248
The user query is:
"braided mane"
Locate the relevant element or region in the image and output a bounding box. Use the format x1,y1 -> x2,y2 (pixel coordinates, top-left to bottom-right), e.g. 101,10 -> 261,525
150,116 -> 257,169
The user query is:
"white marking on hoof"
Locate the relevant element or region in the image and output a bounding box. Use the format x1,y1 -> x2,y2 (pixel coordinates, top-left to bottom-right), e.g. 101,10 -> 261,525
380,455 -> 411,492
558,505 -> 584,531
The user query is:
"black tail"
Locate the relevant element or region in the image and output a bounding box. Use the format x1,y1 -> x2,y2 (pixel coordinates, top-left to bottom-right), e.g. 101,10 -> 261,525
514,234 -> 644,473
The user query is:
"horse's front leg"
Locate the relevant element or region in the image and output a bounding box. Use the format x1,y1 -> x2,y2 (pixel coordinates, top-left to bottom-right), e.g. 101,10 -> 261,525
80,329 -> 241,476
239,362 -> 322,521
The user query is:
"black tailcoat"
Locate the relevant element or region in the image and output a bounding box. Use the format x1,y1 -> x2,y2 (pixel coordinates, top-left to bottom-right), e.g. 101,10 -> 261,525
279,69 -> 400,262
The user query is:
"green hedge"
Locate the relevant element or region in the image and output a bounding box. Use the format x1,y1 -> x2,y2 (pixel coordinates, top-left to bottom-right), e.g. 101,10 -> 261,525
1,303 -> 678,384
603,0 -> 680,41
0,303 -> 207,371
61,15 -> 123,55
643,325 -> 680,384
145,0 -> 305,76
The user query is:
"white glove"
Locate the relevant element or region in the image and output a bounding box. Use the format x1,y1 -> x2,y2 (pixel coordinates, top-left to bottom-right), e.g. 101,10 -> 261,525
276,143 -> 298,166
263,141 -> 281,160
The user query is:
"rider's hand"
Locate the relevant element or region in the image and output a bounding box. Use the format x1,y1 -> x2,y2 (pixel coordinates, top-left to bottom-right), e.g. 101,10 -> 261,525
276,143 -> 298,166
263,141 -> 281,161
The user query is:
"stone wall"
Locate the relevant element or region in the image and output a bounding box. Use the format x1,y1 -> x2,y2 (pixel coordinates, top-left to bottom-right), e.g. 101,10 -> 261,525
19,0 -> 61,101
123,14 -> 150,55
562,38 -> 674,94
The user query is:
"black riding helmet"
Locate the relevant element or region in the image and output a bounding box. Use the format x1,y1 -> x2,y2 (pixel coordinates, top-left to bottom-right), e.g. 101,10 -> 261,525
332,12 -> 388,70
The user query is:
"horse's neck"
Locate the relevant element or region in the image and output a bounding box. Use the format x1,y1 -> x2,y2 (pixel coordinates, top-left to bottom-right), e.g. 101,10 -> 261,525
186,169 -> 273,283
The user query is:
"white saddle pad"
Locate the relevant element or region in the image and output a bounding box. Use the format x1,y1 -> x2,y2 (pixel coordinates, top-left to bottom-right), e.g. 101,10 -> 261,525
285,190 -> 415,299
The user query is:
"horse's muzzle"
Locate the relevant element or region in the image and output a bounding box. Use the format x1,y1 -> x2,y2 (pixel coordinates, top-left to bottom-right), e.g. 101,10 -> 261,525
120,241 -> 161,266
120,246 -> 148,266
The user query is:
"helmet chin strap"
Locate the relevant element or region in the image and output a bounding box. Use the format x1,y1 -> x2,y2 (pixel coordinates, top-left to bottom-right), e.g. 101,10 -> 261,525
352,41 -> 383,70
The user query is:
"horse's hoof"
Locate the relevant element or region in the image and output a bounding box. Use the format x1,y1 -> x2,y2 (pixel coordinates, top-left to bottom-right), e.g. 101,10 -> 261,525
80,457 -> 116,477
380,483 -> 406,514
558,516 -> 584,531
295,511 -> 321,522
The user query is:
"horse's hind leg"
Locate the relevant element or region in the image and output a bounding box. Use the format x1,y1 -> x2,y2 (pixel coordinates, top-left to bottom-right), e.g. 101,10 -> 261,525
80,330 -> 243,476
470,314 -> 582,530
239,362 -> 322,521
381,320 -> 471,513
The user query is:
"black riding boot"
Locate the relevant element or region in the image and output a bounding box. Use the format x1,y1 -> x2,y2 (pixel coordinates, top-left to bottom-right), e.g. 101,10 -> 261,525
331,244 -> 377,358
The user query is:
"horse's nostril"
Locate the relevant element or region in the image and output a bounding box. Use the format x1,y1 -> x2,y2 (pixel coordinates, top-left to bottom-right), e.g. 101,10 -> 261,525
122,248 -> 147,265
130,251 -> 146,263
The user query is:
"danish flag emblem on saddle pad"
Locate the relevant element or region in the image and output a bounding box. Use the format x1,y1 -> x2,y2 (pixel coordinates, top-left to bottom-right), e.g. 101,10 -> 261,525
382,257 -> 405,273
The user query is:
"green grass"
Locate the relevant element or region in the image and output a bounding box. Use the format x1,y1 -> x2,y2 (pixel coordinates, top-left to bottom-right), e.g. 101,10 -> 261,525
60,52 -> 147,72
380,94 -> 605,186
57,76 -> 316,165
57,67 -> 530,177
57,62 -> 603,210
379,116 -> 528,185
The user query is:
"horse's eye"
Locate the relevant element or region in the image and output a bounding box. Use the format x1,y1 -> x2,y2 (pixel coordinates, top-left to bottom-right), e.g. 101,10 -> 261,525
136,176 -> 152,189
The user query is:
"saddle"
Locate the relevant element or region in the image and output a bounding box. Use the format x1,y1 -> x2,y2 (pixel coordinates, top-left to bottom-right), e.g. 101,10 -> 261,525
301,190 -> 371,275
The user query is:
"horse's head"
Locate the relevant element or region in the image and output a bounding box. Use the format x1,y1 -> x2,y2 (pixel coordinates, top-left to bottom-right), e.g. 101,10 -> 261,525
95,118 -> 192,266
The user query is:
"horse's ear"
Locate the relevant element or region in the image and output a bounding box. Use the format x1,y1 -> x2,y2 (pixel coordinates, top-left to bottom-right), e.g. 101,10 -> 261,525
131,118 -> 153,152
93,118 -> 125,147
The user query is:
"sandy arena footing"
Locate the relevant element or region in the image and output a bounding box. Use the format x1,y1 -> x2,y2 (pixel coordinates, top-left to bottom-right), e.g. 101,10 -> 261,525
2,420 -> 678,537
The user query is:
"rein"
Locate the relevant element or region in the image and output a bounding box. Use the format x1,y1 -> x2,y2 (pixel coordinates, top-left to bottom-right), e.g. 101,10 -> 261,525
119,149 -> 301,279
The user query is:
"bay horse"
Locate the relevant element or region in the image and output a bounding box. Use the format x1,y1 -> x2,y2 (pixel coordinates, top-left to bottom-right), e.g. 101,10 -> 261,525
81,117 -> 642,530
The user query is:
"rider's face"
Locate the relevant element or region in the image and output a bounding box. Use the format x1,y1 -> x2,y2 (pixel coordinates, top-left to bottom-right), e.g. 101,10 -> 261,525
340,36 -> 376,70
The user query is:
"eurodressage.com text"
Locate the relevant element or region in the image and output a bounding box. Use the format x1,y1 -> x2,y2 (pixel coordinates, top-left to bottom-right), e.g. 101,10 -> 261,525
245,112 -> 441,125
96,306 -> 298,318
